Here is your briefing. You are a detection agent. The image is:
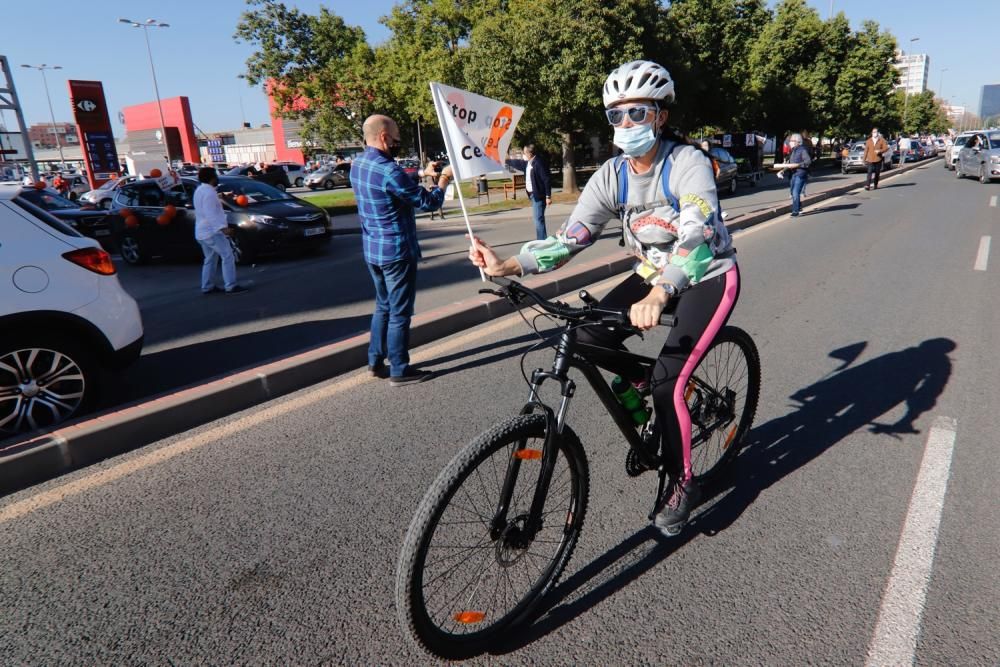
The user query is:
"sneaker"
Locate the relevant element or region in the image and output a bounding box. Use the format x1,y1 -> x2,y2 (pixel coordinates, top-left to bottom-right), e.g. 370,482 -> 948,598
389,368 -> 435,386
865,185 -> 871,191
369,364 -> 389,379
225,286 -> 249,295
202,287 -> 222,295
654,478 -> 701,537
790,211 -> 800,217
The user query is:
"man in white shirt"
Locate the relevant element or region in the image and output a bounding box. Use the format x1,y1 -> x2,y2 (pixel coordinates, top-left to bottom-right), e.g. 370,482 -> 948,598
194,167 -> 245,294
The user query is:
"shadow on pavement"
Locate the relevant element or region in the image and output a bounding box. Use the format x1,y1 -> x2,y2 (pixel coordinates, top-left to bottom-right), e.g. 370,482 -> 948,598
491,337 -> 955,655
101,315 -> 373,407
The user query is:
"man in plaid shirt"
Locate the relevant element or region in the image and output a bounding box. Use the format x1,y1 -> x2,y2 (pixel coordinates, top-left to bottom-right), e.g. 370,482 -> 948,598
352,114 -> 453,386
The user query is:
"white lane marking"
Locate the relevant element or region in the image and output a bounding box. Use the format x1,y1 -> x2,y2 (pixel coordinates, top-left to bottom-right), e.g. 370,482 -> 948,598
866,416 -> 957,667
0,275 -> 627,522
974,236 -> 991,271
990,195 -> 997,207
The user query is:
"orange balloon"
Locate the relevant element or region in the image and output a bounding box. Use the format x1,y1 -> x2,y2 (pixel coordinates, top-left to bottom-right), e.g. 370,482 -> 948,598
125,215 -> 140,228
34,180 -> 46,190
156,215 -> 170,226
164,204 -> 177,219
149,168 -> 162,178
235,194 -> 249,207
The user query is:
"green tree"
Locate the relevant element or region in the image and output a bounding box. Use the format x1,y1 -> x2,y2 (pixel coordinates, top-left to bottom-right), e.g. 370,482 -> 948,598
747,0 -> 824,157
899,90 -> 949,135
463,0 -> 664,192
662,0 -> 771,131
234,0 -> 378,148
831,20 -> 899,138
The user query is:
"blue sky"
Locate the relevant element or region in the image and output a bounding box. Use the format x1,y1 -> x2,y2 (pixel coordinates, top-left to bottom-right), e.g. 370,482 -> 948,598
2,0 -> 996,137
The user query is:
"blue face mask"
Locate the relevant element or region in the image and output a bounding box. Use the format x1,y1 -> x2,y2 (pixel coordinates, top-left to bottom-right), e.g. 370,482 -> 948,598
614,123 -> 658,158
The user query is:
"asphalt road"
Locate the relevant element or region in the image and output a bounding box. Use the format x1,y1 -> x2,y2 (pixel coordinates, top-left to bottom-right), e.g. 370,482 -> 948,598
2,162 -> 997,664
103,160 -> 887,409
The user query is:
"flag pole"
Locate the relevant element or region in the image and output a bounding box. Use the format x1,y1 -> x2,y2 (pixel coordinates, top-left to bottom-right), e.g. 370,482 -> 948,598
430,82 -> 486,281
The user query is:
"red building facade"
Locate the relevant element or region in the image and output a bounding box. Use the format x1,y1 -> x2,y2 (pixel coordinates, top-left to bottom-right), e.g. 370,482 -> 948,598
121,96 -> 200,163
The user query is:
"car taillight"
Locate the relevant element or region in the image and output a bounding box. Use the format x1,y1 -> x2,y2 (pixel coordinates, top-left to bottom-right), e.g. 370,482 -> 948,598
62,248 -> 116,275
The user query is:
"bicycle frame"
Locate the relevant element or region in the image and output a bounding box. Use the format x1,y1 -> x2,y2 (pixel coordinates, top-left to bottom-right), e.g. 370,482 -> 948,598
490,323 -> 665,542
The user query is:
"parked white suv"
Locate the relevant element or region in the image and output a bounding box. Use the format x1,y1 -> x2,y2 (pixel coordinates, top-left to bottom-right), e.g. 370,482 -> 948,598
0,183 -> 144,437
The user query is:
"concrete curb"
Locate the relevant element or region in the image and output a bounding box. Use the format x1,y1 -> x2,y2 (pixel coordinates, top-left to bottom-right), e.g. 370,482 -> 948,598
0,157 -> 936,495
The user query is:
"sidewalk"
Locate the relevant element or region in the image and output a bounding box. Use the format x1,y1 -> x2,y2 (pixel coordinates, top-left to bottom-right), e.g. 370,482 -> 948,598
0,157 -> 938,494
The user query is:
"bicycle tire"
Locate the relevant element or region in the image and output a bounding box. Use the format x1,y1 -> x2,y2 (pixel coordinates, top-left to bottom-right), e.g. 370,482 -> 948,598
687,325 -> 761,481
395,414 -> 589,660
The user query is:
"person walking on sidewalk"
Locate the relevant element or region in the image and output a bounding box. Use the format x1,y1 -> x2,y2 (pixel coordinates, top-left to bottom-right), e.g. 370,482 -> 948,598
506,144 -> 552,240
352,114 -> 452,386
194,167 -> 246,295
776,133 -> 812,217
863,127 -> 889,191
422,162 -> 446,220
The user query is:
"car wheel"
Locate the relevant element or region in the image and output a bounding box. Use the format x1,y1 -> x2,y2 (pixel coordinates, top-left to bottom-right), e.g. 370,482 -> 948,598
841,166 -> 848,174
0,333 -> 98,436
955,164 -> 963,179
324,180 -> 333,190
99,199 -> 112,210
980,164 -> 990,184
229,232 -> 256,266
295,177 -> 304,187
119,234 -> 146,265
276,183 -> 287,192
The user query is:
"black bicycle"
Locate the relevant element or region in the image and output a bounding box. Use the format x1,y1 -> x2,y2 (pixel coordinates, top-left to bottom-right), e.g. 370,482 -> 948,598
395,277 -> 760,659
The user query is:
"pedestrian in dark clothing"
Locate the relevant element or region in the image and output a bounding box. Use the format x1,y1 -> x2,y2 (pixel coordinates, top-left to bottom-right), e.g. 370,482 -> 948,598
351,114 -> 452,386
505,144 -> 552,240
863,127 -> 889,190
776,133 -> 812,217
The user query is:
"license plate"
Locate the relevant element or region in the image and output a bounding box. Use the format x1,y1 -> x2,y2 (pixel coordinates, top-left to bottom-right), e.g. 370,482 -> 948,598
95,229 -> 111,236
304,227 -> 325,237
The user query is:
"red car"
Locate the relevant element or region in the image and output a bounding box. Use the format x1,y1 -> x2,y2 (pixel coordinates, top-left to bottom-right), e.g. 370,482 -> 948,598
397,159 -> 421,182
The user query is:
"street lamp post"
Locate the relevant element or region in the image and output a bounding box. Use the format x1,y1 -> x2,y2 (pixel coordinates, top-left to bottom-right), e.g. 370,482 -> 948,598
118,17 -> 171,166
901,37 -> 920,136
20,64 -> 67,170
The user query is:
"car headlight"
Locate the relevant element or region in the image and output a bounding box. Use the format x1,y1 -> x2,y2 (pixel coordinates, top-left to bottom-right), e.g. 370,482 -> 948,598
248,214 -> 287,229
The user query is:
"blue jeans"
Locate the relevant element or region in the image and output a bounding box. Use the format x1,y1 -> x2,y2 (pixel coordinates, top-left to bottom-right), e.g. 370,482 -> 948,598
531,198 -> 547,240
368,258 -> 418,377
789,173 -> 807,215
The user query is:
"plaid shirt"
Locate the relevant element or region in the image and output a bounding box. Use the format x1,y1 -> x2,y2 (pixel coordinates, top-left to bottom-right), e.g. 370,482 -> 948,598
351,147 -> 445,265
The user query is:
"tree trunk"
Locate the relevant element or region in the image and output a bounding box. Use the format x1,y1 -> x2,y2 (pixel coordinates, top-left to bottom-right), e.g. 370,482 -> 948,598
561,131 -> 578,194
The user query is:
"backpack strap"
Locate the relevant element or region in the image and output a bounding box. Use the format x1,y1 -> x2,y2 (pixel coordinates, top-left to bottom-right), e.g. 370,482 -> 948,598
616,139 -> 679,218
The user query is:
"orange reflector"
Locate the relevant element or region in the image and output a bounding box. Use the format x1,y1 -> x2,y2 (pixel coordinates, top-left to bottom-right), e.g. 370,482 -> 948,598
684,382 -> 696,401
513,449 -> 542,460
454,611 -> 486,624
723,427 -> 738,450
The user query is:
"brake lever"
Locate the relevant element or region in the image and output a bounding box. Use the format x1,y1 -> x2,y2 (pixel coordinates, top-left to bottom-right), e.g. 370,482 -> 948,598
478,288 -> 506,298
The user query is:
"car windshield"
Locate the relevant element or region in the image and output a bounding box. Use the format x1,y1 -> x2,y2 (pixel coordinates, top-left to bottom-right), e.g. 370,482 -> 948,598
955,136 -> 971,147
988,133 -> 1000,147
218,178 -> 292,203
18,189 -> 80,211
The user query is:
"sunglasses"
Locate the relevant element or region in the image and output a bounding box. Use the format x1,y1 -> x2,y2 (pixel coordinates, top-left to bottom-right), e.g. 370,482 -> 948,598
605,105 -> 658,127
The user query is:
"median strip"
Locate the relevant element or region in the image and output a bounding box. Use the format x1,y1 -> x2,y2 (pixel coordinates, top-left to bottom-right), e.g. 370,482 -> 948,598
0,157 -> 936,495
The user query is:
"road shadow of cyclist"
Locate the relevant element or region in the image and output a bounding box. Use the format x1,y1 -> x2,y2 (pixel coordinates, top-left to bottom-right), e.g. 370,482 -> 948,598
490,337 -> 955,655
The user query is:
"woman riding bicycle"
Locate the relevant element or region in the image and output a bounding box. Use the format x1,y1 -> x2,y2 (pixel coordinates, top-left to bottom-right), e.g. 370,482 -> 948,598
469,59 -> 741,536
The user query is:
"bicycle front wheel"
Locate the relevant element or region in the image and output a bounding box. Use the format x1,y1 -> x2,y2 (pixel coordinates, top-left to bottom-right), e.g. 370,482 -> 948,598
395,414 -> 589,660
687,325 -> 761,481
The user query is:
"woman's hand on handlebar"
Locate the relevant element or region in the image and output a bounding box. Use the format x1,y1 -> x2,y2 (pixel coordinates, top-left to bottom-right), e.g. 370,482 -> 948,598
467,235 -> 521,277
629,287 -> 669,331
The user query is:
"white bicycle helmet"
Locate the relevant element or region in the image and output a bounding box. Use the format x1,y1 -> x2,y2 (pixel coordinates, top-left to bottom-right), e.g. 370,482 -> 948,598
602,60 -> 675,108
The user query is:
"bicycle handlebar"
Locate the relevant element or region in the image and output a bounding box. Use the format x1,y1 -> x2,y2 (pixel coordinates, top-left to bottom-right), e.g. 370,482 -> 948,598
479,277 -> 677,330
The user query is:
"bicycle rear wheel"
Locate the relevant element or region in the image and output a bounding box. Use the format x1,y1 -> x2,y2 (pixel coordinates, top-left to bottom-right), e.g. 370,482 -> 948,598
395,414 -> 589,660
687,325 -> 760,481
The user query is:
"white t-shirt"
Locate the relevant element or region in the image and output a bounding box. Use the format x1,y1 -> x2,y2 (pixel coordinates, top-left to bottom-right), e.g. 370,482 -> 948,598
525,158 -> 534,194
193,182 -> 228,241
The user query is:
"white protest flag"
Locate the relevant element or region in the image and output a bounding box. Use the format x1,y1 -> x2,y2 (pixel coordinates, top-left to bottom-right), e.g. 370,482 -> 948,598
429,82 -> 524,181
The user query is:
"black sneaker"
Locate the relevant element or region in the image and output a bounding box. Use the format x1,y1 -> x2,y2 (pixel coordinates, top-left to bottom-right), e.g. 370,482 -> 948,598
389,369 -> 435,386
369,364 -> 389,379
202,287 -> 222,295
654,478 -> 701,537
225,286 -> 249,295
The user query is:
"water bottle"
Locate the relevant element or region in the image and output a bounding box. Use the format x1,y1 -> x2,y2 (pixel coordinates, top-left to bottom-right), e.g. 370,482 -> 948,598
611,376 -> 650,426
